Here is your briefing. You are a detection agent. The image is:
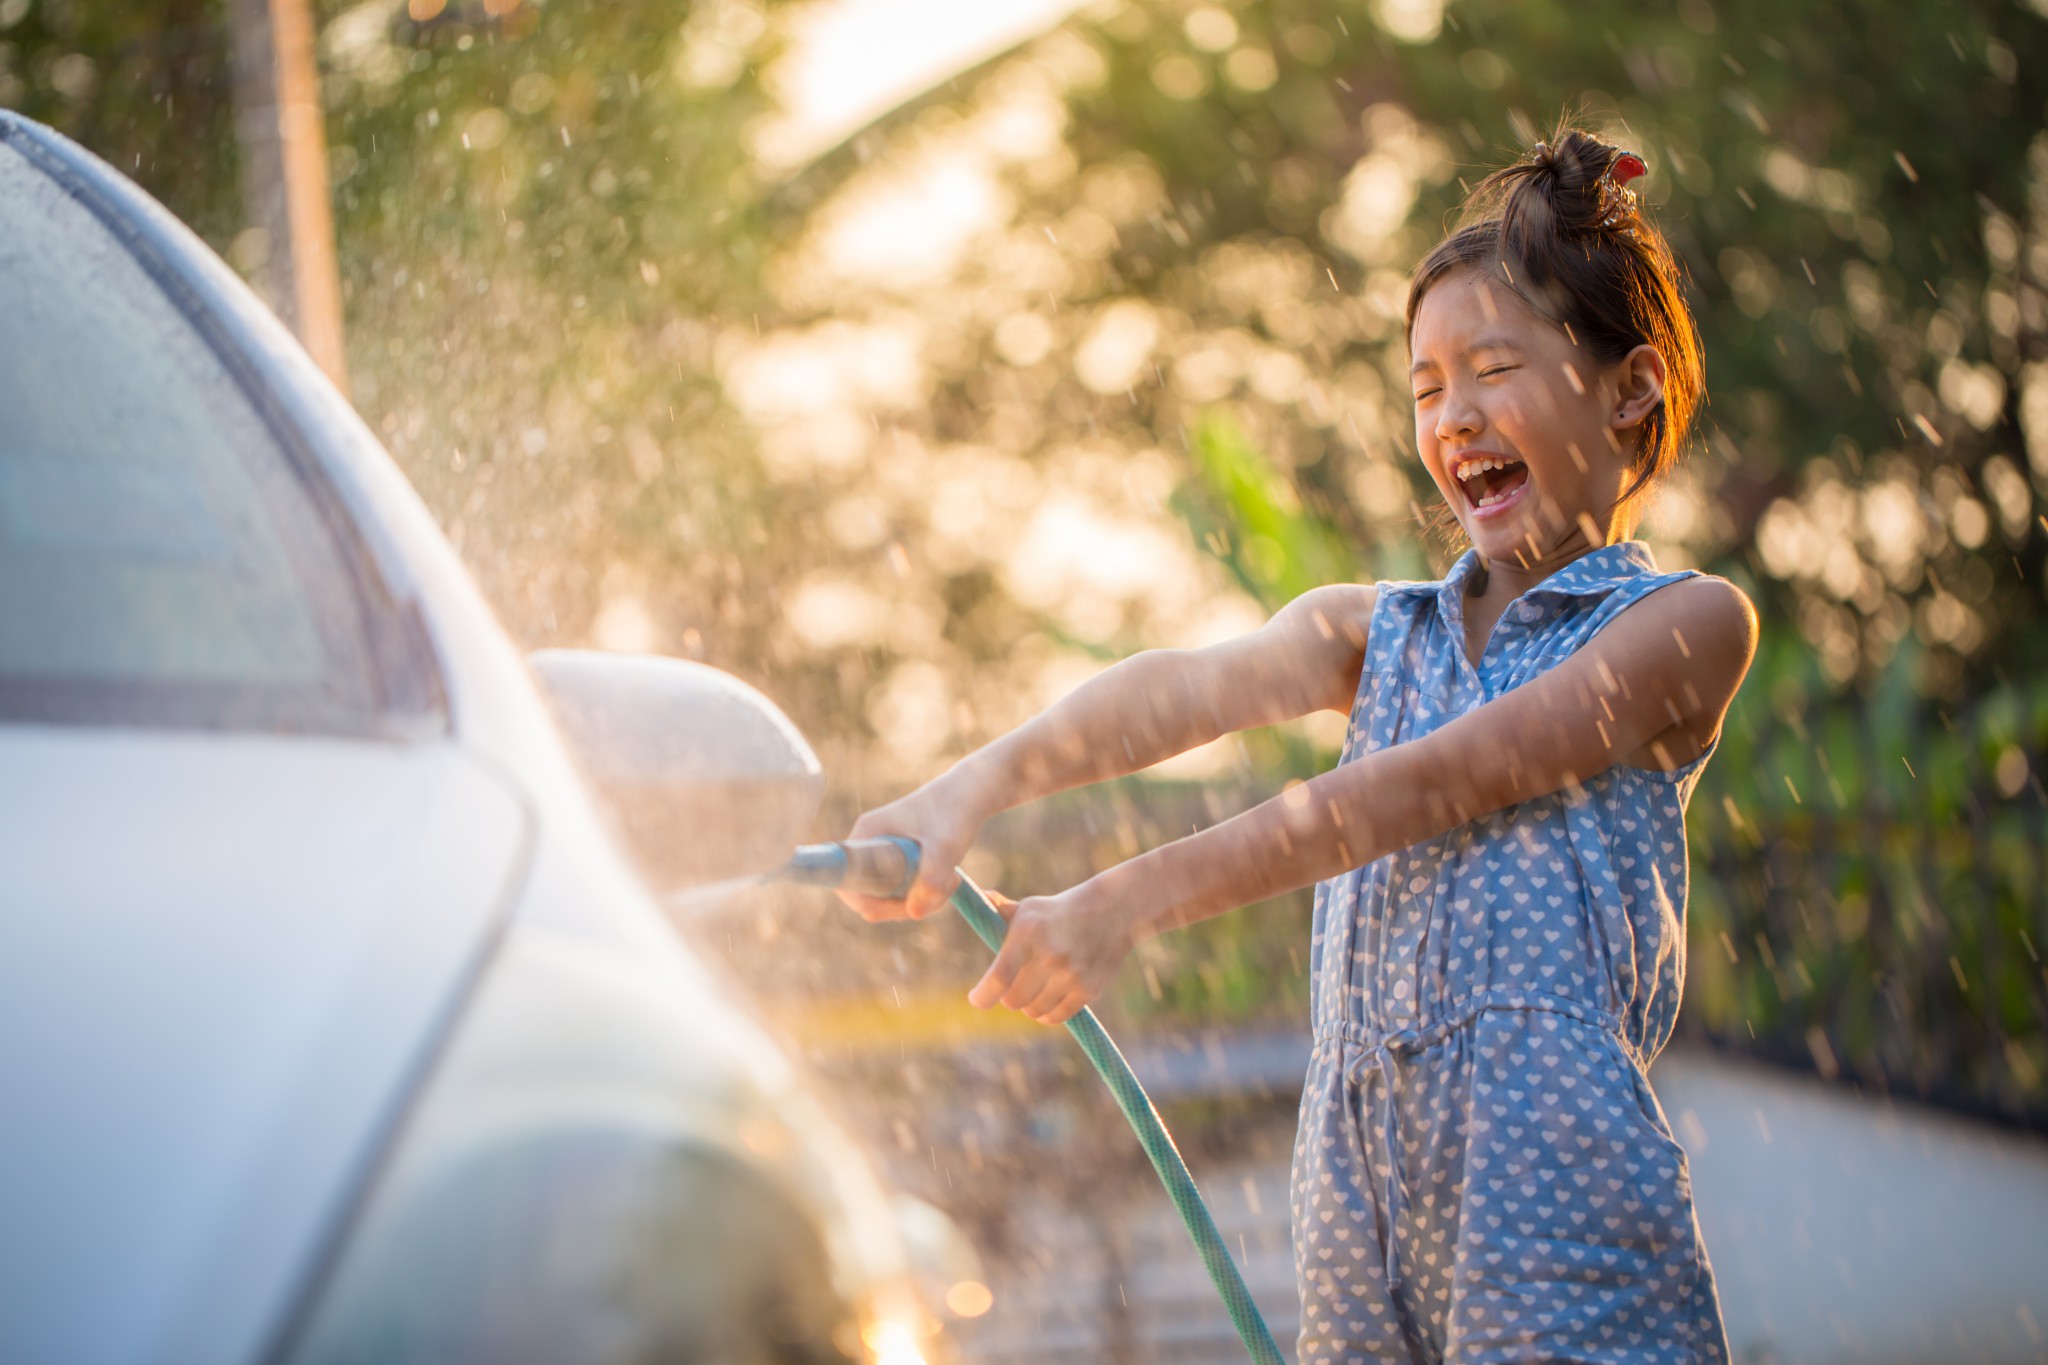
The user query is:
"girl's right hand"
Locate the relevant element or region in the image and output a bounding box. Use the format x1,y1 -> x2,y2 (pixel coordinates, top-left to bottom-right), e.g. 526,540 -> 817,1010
834,767 -> 992,922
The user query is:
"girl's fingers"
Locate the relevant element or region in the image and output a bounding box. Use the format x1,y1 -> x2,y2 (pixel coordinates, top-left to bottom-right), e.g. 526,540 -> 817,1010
1039,988 -> 1093,1027
968,939 -> 1027,1008
996,956 -> 1057,1012
906,867 -> 962,919
1018,974 -> 1070,1020
834,889 -> 911,923
966,896 -> 1038,1005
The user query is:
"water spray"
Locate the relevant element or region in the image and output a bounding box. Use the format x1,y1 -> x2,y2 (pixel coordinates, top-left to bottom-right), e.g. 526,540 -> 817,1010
772,837 -> 1285,1365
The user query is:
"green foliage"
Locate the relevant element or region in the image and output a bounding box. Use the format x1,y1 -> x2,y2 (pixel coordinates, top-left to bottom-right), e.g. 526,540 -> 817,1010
1689,634 -> 2048,1121
1178,409 -> 1358,609
0,0 -> 240,241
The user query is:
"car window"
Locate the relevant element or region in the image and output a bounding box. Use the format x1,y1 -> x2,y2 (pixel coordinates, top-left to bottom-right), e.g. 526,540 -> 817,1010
0,139 -> 393,735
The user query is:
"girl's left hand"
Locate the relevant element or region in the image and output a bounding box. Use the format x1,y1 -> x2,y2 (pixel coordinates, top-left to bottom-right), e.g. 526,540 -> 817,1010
967,883 -> 1142,1026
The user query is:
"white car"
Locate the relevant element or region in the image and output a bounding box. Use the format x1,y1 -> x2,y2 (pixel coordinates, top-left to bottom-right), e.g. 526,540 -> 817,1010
0,109 -> 950,1365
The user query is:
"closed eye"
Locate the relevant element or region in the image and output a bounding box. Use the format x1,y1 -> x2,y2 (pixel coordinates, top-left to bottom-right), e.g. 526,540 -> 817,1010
1413,385 -> 1441,402
1479,365 -> 1518,379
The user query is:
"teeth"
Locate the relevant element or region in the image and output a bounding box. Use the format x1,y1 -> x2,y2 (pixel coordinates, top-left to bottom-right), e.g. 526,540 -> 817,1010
1455,456 -> 1515,482
1449,456 -> 1515,482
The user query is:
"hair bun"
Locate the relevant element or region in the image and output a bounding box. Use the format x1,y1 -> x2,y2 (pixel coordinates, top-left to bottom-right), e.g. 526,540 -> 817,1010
1514,130 -> 1629,238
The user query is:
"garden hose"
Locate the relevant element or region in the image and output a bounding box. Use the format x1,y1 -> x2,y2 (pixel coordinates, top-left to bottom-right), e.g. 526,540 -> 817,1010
776,838 -> 1285,1365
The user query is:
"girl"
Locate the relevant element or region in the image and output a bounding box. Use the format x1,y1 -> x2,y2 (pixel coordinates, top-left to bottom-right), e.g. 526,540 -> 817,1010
840,128 -> 1755,1362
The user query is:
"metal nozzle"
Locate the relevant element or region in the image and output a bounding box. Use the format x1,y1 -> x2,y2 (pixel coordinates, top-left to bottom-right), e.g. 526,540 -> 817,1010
775,835 -> 922,899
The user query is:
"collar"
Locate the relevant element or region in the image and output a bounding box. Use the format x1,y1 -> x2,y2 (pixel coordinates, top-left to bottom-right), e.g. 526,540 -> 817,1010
1432,540 -> 1663,631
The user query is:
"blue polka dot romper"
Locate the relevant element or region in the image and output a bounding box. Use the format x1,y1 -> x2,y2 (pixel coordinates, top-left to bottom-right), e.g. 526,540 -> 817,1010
1291,541 -> 1731,1364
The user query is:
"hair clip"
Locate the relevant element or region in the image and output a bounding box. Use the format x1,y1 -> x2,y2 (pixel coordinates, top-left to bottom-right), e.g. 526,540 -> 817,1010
1598,150 -> 1647,234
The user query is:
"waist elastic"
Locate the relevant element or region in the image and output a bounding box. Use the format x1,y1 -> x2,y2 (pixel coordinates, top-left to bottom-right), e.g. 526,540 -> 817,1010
1312,986 -> 1648,1074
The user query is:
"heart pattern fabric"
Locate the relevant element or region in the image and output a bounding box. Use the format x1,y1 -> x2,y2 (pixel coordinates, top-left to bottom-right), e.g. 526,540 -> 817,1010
1290,544 -> 1732,1363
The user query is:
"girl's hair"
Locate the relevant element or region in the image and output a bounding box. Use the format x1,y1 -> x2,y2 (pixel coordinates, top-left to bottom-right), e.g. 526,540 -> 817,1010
1405,123 -> 1705,507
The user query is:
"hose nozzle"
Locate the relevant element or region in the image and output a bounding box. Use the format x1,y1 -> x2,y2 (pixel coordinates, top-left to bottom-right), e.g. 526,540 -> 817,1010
775,835 -> 922,900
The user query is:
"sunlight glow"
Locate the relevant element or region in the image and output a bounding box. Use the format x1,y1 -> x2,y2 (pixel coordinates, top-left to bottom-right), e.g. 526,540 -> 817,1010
1004,493 -> 1200,614
1370,0 -> 1443,43
812,149 -> 1015,290
720,319 -> 926,421
754,0 -> 1092,168
862,1314 -> 931,1365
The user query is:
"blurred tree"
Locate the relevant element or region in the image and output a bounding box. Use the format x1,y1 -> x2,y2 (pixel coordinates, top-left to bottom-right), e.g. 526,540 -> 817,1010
0,0 -> 241,241
313,0 -> 846,754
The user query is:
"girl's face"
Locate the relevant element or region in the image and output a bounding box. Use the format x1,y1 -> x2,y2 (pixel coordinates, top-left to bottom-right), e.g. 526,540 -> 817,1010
1408,267 -> 1666,569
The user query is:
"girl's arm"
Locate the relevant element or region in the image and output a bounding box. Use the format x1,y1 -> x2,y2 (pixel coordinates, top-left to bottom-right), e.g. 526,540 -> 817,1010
970,575 -> 1757,1022
838,583 -> 1377,920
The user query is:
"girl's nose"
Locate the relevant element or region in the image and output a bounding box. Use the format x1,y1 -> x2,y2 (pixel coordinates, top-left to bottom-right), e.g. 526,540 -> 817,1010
1434,386 -> 1484,442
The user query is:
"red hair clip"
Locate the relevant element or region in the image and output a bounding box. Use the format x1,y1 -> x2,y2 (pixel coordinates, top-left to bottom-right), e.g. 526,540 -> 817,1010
1599,151 -> 1646,233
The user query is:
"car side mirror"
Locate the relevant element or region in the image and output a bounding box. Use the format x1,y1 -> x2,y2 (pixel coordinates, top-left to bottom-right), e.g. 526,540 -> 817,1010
529,650 -> 824,892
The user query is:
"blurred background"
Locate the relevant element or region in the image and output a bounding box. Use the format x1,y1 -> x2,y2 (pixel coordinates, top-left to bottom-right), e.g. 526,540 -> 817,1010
8,0 -> 2048,1358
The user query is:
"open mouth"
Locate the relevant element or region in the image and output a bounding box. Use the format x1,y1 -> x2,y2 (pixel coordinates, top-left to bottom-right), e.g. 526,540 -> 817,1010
1453,454 -> 1529,513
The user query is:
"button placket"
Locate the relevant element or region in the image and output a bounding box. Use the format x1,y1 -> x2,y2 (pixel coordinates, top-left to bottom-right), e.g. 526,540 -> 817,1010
1379,836 -> 1450,1038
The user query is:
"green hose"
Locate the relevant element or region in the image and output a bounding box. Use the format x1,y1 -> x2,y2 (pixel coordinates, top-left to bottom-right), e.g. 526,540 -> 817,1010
944,871 -> 1286,1365
777,838 -> 1285,1361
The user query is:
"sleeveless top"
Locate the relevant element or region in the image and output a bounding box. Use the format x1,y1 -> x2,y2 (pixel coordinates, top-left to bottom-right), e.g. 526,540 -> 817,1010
1309,540 -> 1714,1060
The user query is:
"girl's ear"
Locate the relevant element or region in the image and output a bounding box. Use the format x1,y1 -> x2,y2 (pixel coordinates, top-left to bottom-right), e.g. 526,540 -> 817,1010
1609,343 -> 1667,432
